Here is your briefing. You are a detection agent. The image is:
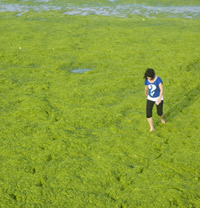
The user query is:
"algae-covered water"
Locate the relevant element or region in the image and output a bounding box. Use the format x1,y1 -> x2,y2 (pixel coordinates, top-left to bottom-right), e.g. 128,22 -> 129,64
0,0 -> 200,207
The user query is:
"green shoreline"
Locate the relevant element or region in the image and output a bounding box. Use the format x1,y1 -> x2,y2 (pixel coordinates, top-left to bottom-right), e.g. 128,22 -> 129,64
0,10 -> 200,208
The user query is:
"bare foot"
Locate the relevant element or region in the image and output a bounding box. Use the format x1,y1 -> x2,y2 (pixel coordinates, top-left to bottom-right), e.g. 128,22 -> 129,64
161,119 -> 166,124
150,128 -> 155,132
160,115 -> 165,124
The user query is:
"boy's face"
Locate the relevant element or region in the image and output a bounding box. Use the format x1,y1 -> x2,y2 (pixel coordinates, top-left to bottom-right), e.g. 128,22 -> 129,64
147,76 -> 153,81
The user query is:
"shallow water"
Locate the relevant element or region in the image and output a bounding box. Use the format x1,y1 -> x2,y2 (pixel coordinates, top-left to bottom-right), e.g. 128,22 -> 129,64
64,4 -> 200,19
0,2 -> 200,19
0,3 -> 61,12
21,0 -> 51,2
71,69 -> 92,73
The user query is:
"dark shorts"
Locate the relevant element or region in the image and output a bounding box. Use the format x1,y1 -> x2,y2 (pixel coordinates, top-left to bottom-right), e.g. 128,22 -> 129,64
146,100 -> 163,118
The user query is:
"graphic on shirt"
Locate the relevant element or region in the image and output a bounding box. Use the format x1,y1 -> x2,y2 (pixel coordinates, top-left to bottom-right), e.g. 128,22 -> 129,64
148,84 -> 156,96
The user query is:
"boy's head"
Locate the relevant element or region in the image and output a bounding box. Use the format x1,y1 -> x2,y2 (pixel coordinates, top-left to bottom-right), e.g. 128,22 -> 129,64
144,68 -> 155,80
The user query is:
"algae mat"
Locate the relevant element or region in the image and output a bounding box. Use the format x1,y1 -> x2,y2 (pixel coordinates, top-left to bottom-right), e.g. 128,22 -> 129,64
0,5 -> 200,208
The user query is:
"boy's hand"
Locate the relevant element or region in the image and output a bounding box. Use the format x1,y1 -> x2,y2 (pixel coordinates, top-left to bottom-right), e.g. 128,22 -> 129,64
156,98 -> 161,105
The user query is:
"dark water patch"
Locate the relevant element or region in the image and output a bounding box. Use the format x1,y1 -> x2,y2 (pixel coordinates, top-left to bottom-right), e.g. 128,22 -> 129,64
71,68 -> 92,73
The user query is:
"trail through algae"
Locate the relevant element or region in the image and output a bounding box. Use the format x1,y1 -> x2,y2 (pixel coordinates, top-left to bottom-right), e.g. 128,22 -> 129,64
0,0 -> 200,207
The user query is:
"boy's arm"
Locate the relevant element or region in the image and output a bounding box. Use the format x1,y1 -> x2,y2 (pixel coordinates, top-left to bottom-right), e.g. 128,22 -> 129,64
145,85 -> 148,97
157,83 -> 163,104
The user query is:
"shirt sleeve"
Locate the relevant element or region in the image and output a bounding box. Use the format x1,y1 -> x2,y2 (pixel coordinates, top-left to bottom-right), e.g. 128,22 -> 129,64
157,77 -> 163,84
144,79 -> 148,85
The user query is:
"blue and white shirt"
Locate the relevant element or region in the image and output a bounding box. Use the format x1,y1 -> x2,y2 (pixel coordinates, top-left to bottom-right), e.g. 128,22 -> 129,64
144,76 -> 164,102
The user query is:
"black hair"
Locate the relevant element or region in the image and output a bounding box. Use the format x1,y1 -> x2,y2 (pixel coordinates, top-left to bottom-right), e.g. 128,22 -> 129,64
144,68 -> 155,80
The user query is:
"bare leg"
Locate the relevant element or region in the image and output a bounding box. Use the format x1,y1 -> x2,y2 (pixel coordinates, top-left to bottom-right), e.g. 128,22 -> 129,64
160,115 -> 165,124
147,117 -> 155,131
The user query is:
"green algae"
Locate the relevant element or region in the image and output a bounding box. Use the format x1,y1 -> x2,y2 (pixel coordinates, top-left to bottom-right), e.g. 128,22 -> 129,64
0,5 -> 200,208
